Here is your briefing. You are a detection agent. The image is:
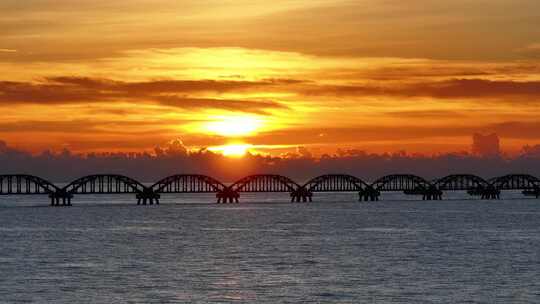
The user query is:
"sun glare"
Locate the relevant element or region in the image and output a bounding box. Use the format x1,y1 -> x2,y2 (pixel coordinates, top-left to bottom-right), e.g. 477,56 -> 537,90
204,116 -> 262,137
209,144 -> 252,157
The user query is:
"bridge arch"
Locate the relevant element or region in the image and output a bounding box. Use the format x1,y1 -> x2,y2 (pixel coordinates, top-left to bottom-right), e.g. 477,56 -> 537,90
303,174 -> 370,192
230,174 -> 301,192
151,174 -> 226,193
434,174 -> 489,191
302,174 -> 380,202
371,174 -> 432,191
0,174 -> 59,195
490,174 -> 540,190
62,174 -> 147,194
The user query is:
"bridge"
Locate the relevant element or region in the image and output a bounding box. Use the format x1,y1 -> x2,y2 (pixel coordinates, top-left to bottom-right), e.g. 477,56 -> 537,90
303,174 -> 379,201
433,174 -> 500,199
371,174 -> 442,200
0,173 -> 538,206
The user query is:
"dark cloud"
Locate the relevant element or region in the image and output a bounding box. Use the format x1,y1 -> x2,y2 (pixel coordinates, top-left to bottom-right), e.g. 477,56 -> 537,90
383,110 -> 469,118
47,76 -> 286,93
489,121 -> 540,139
2,75 -> 539,117
414,79 -> 540,99
336,63 -> 540,82
472,133 -> 500,157
153,96 -> 286,115
0,77 -> 290,114
1,139 -> 540,183
303,79 -> 540,100
248,121 -> 540,145
0,119 -> 195,134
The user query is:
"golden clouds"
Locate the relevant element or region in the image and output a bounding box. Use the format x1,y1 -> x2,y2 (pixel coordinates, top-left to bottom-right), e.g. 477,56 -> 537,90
1,46 -> 540,154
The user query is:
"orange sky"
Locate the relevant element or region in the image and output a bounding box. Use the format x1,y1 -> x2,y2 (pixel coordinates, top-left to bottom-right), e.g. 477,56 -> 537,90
1,0 -> 540,156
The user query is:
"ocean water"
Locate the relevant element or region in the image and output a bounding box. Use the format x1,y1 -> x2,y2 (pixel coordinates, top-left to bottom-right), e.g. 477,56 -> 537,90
0,192 -> 539,303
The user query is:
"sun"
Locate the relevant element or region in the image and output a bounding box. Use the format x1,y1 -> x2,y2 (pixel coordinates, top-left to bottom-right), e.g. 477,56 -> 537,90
209,144 -> 252,157
204,116 -> 262,137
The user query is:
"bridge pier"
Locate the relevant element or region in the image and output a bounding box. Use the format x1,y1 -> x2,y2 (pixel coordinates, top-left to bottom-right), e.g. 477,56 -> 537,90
358,187 -> 380,201
290,188 -> 312,203
404,187 -> 443,200
480,192 -> 500,200
482,192 -> 499,200
61,197 -> 72,206
136,195 -> 160,205
407,186 -> 442,201
423,189 -> 443,200
216,188 -> 240,204
522,188 -> 540,198
136,189 -> 160,205
481,187 -> 500,200
467,186 -> 500,199
49,191 -> 73,207
422,192 -> 443,200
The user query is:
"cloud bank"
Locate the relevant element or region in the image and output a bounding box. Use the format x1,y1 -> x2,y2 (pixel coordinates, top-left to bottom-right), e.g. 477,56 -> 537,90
2,140 -> 540,183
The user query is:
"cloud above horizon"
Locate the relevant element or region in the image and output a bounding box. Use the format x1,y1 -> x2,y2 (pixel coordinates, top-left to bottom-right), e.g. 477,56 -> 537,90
0,1 -> 539,155
0,77 -> 288,114
2,0 -> 539,62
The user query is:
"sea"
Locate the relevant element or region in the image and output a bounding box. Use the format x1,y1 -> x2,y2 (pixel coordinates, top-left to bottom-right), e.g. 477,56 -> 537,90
0,191 -> 539,303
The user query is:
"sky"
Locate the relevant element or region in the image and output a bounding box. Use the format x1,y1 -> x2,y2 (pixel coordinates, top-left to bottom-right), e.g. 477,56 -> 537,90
1,0 -> 540,157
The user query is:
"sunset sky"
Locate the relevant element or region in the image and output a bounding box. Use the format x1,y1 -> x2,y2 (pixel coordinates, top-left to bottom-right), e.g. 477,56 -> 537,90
1,0 -> 540,156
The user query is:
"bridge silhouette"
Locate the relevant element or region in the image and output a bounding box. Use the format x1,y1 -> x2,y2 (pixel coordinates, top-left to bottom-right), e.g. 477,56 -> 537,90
0,173 -> 539,206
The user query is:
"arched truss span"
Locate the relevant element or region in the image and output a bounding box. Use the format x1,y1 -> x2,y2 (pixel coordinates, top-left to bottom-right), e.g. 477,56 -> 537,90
490,174 -> 540,190
371,174 -> 432,191
0,174 -> 59,195
62,174 -> 147,194
230,175 -> 301,192
434,174 -> 489,191
303,174 -> 371,192
151,174 -> 226,193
